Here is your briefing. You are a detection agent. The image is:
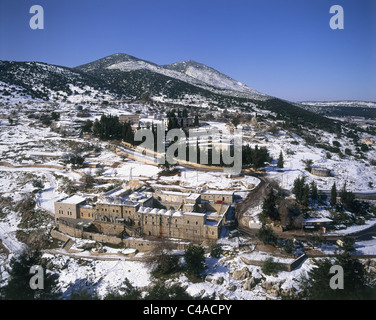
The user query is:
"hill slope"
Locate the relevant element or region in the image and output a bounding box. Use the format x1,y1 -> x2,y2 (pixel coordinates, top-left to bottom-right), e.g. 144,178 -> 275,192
75,53 -> 267,100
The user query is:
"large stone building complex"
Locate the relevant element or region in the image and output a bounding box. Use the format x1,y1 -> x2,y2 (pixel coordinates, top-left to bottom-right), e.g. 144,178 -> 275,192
54,187 -> 233,242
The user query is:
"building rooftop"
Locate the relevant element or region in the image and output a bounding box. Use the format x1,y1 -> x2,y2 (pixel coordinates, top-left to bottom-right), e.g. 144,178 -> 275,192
186,193 -> 201,200
303,217 -> 333,224
159,190 -> 191,197
184,212 -> 205,217
57,195 -> 87,205
97,198 -> 139,207
201,190 -> 234,195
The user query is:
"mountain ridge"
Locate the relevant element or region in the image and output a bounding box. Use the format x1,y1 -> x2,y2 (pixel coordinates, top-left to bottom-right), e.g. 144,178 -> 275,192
75,53 -> 266,99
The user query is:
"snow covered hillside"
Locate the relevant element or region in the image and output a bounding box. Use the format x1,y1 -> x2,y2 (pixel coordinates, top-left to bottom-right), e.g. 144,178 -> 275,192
76,53 -> 267,100
163,60 -> 263,96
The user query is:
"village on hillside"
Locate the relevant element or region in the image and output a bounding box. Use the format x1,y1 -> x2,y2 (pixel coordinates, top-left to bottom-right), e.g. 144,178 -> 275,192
0,98 -> 376,300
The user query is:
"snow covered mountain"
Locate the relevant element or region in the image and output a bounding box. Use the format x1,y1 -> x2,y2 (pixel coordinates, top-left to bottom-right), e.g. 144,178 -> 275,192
299,100 -> 376,118
75,53 -> 267,100
0,54 -> 343,134
0,53 -> 267,104
76,53 -> 158,73
300,101 -> 376,109
0,60 -> 122,103
162,60 -> 262,96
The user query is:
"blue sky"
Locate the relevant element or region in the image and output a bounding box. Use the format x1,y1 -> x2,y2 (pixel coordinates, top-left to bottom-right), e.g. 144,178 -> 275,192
0,0 -> 375,102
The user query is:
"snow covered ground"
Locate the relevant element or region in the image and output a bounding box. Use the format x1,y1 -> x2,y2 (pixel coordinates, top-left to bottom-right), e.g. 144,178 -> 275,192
42,253 -> 152,299
0,101 -> 375,300
159,168 -> 260,191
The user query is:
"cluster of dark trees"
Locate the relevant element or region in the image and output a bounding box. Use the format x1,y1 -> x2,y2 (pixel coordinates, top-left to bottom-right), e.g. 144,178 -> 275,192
147,242 -> 206,279
166,108 -> 199,130
166,109 -> 181,130
330,182 -> 374,221
62,152 -> 85,167
259,188 -> 279,223
300,241 -> 376,300
242,145 -> 272,169
83,114 -> 134,144
292,177 -> 319,207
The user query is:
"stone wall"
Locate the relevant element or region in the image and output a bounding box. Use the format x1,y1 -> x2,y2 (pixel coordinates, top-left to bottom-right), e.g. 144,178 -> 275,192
50,229 -> 70,243
54,223 -> 190,252
240,254 -> 307,272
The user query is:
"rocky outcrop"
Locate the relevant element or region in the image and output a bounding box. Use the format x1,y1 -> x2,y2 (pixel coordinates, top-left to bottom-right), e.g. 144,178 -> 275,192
242,277 -> 257,291
231,267 -> 251,280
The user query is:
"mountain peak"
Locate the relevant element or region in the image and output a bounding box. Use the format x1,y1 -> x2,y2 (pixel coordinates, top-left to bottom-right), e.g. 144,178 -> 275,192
162,60 -> 262,96
76,53 -> 157,72
74,53 -> 264,98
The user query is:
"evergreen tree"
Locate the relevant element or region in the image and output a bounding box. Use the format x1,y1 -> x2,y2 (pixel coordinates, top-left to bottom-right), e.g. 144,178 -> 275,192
184,244 -> 205,277
302,159 -> 313,172
82,119 -> 93,133
310,181 -> 319,202
330,182 -> 337,207
277,151 -> 284,168
0,250 -> 60,300
103,278 -> 141,300
92,118 -> 101,136
302,184 -> 310,207
340,182 -> 358,213
292,176 -> 306,203
261,188 -> 279,222
144,281 -> 193,300
194,114 -> 199,127
302,250 -> 375,300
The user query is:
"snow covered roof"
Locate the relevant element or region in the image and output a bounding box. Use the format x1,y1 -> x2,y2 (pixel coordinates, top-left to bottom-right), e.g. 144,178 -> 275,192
159,190 -> 191,196
201,190 -> 234,195
186,193 -> 201,200
164,210 -> 173,216
172,210 -> 183,217
184,212 -> 205,217
138,206 -> 146,213
303,217 -> 333,224
58,195 -> 86,205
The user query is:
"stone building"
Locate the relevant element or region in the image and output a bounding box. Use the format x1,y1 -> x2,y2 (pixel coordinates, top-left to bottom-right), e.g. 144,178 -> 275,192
201,190 -> 234,204
119,114 -> 140,124
54,187 -> 232,242
311,166 -> 331,177
54,195 -> 87,221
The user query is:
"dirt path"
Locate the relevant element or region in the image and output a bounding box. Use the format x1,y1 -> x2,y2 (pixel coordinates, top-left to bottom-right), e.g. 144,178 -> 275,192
44,248 -> 150,262
235,174 -> 273,229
